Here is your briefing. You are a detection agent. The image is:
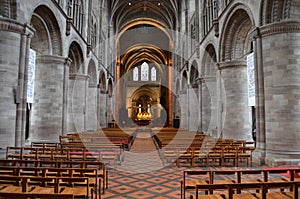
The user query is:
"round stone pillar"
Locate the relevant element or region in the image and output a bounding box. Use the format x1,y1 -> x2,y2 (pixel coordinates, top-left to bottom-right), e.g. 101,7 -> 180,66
29,56 -> 69,142
219,61 -> 252,141
260,22 -> 300,165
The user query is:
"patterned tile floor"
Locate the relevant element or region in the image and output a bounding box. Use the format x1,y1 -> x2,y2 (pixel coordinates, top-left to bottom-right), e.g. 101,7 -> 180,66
103,130 -> 265,199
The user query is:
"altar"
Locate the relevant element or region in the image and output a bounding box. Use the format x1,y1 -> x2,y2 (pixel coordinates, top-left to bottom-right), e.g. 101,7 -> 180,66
135,104 -> 152,126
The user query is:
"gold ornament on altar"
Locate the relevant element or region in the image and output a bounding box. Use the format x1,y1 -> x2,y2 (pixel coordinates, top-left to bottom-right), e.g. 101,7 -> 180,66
136,104 -> 152,121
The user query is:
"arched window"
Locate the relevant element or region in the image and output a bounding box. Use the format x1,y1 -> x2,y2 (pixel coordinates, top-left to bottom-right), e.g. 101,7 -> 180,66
151,67 -> 156,81
202,0 -> 214,36
67,0 -> 84,34
141,62 -> 149,81
133,67 -> 139,81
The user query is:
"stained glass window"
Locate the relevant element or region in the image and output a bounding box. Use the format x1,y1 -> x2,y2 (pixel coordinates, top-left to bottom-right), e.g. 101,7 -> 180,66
133,67 -> 139,81
141,62 -> 149,81
151,67 -> 156,81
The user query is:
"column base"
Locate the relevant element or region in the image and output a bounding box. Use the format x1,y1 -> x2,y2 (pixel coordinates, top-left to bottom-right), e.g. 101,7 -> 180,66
253,149 -> 300,167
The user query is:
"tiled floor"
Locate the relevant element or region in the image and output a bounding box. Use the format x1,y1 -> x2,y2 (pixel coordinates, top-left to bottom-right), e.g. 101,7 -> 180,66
103,130 -> 263,199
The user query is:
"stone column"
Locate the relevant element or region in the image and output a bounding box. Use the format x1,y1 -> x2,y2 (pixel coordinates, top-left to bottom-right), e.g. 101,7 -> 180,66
98,88 -> 108,127
202,76 -> 217,134
86,81 -> 98,131
62,58 -> 71,135
198,78 -> 203,132
258,22 -> 300,166
0,19 -> 34,147
68,74 -> 88,133
29,56 -> 68,142
219,61 -> 252,141
249,28 -> 266,165
179,90 -> 188,130
188,84 -> 199,131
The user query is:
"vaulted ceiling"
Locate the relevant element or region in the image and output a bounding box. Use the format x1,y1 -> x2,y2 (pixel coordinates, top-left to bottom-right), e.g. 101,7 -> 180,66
109,0 -> 179,30
108,0 -> 179,73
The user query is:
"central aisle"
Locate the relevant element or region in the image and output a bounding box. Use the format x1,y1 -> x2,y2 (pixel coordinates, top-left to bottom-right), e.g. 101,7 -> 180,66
117,128 -> 164,173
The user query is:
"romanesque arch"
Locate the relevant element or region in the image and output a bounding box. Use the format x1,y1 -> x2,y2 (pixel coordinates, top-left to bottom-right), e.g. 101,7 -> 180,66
67,41 -> 85,132
219,5 -> 255,140
28,5 -> 65,142
201,44 -> 218,133
68,41 -> 84,74
86,59 -> 98,130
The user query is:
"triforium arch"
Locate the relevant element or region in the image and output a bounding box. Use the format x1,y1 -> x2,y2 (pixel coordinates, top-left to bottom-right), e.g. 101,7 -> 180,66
219,4 -> 255,140
68,41 -> 84,74
87,59 -> 97,85
67,41 -> 86,132
189,60 -> 200,132
86,59 -> 98,130
201,43 -> 218,134
27,5 -> 65,143
98,69 -> 108,127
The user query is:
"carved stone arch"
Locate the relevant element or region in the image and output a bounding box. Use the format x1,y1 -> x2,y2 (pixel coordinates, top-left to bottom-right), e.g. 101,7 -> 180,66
107,78 -> 113,97
99,70 -> 107,92
0,0 -> 17,19
261,0 -> 294,24
220,4 -> 255,62
190,60 -> 199,86
202,43 -> 217,77
87,59 -> 97,85
68,41 -> 84,74
131,88 -> 159,103
182,70 -> 188,90
30,5 -> 62,56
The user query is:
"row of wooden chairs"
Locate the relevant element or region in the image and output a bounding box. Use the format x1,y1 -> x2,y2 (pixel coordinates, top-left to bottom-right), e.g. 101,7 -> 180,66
181,168 -> 300,199
0,175 -> 92,199
190,181 -> 300,199
0,166 -> 101,199
0,159 -> 108,195
0,192 -> 74,199
6,146 -> 122,170
162,144 -> 254,167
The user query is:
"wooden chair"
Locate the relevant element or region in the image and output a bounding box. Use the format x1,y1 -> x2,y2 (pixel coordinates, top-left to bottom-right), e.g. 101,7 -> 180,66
31,193 -> 74,199
6,147 -> 23,160
69,168 -> 101,199
181,170 -> 211,199
210,170 -> 238,185
161,147 -> 178,166
206,147 -> 222,166
192,147 -> 209,167
177,147 -> 194,167
221,146 -> 237,167
0,176 -> 27,193
27,177 -> 57,194
190,183 -> 227,199
236,146 -> 253,167
0,192 -> 74,199
0,192 -> 31,199
228,182 -> 263,199
264,181 -> 298,199
58,177 -> 90,199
